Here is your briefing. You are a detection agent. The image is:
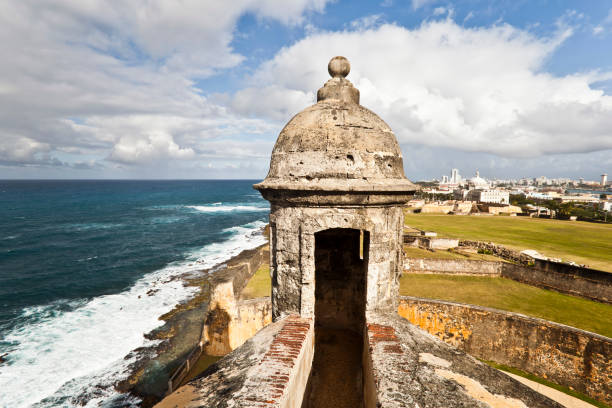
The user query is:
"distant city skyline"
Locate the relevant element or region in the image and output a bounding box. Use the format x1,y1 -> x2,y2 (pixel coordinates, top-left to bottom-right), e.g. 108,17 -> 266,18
426,167 -> 610,183
1,1 -> 611,180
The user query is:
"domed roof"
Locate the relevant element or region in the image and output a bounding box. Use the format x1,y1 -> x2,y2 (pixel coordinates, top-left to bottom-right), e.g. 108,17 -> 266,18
254,57 -> 416,194
469,171 -> 489,189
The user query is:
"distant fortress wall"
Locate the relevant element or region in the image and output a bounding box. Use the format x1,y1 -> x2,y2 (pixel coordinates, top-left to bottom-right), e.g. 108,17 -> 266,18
398,296 -> 612,405
501,261 -> 612,304
404,254 -> 612,304
404,258 -> 502,276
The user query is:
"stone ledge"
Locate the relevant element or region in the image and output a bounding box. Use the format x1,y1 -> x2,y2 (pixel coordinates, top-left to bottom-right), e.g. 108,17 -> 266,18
398,297 -> 612,405
366,311 -> 563,407
155,315 -> 313,408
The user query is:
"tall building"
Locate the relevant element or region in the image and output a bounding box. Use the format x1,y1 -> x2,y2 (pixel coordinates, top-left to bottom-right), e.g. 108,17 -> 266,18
602,174 -> 608,186
450,168 -> 460,184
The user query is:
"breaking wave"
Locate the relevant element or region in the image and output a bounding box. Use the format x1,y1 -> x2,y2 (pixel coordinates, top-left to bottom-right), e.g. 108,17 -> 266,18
0,221 -> 267,407
186,204 -> 268,213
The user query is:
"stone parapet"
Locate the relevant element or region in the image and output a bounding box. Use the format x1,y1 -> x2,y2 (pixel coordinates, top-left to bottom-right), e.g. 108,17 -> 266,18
156,315 -> 314,408
365,312 -> 562,407
398,296 -> 612,405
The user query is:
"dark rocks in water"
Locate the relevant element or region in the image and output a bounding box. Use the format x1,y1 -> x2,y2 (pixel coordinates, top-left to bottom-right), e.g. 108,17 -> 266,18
0,353 -> 7,364
146,289 -> 158,296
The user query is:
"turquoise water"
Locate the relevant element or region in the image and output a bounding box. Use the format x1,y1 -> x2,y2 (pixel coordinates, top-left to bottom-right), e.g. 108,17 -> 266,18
0,180 -> 268,407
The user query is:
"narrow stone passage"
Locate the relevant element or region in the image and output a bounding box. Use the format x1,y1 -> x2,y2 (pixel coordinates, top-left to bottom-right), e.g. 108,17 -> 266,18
302,328 -> 364,408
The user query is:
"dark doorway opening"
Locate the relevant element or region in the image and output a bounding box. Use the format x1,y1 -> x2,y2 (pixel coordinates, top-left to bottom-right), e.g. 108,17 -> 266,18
302,228 -> 369,408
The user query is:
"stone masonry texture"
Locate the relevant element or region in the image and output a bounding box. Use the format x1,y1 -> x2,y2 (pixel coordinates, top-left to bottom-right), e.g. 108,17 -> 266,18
398,296 -> 612,405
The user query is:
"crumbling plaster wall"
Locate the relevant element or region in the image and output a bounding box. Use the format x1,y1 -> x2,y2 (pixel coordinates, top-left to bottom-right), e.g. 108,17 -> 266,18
269,203 -> 404,321
398,296 -> 612,405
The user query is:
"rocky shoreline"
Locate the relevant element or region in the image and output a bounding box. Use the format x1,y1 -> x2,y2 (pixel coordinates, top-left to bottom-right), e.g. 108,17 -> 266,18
113,228 -> 269,407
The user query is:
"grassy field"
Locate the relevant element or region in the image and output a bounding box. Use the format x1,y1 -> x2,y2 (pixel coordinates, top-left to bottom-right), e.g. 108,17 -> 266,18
404,213 -> 612,272
403,246 -> 503,262
240,263 -> 271,299
399,274 -> 612,338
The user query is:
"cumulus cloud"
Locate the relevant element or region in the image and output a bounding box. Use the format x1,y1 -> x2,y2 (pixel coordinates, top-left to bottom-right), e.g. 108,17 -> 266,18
240,20 -> 612,159
0,0 -> 331,173
109,132 -> 195,164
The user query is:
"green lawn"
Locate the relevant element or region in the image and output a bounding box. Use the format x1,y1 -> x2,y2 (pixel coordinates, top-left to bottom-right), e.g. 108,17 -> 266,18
240,263 -> 271,299
399,274 -> 612,338
404,213 -> 612,272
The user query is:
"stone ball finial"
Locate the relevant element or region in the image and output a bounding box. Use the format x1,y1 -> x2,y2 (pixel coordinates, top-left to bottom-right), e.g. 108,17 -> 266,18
328,56 -> 350,78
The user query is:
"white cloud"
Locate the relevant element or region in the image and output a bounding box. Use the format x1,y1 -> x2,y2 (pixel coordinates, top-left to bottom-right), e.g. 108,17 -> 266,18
242,21 -> 612,159
433,7 -> 447,16
0,137 -> 52,166
350,14 -> 384,30
230,86 -> 314,121
0,0 -> 332,172
109,131 -> 194,164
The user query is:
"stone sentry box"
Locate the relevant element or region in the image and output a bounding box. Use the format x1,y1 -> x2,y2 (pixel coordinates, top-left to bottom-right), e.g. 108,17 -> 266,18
254,56 -> 417,323
156,57 -> 565,408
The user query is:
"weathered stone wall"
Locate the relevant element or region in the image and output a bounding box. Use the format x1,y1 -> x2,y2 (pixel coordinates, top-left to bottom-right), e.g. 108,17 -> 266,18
502,261 -> 612,304
404,258 -> 502,276
201,245 -> 272,356
365,312 -> 562,407
203,295 -> 272,356
398,296 -> 612,405
207,245 -> 269,297
458,240 -> 531,264
403,250 -> 612,303
269,204 -> 404,321
157,312 -> 563,408
156,315 -> 314,408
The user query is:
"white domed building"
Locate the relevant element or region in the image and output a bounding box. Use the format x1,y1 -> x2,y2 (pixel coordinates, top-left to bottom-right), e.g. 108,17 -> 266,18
468,170 -> 489,190
466,171 -> 509,204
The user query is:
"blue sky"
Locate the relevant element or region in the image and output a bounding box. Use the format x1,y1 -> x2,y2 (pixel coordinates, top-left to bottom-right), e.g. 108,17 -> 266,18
0,0 -> 611,181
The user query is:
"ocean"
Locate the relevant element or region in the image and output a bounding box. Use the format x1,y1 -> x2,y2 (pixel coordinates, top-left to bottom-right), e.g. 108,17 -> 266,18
0,180 -> 269,407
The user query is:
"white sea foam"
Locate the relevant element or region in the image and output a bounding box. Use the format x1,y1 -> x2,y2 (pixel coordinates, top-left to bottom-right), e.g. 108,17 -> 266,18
64,223 -> 125,231
186,204 -> 268,213
0,221 -> 268,408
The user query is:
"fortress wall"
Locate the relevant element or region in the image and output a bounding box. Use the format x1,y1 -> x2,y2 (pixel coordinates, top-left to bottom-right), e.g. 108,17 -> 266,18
404,258 -> 502,276
203,295 -> 272,356
458,240 -> 530,263
501,261 -> 612,304
398,296 -> 612,405
166,244 -> 271,394
202,245 -> 272,356
403,254 -> 612,304
156,316 -> 314,408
